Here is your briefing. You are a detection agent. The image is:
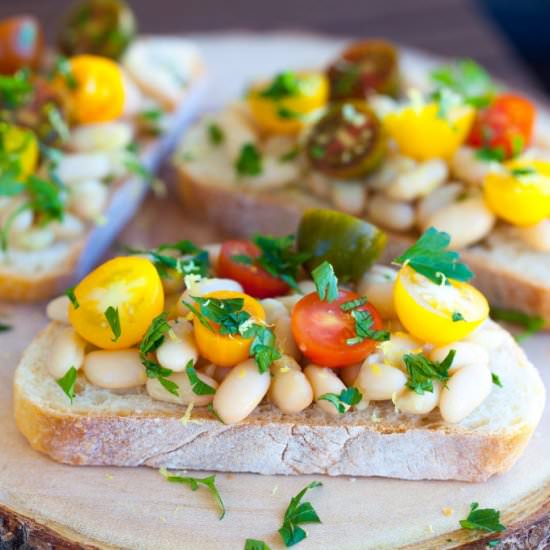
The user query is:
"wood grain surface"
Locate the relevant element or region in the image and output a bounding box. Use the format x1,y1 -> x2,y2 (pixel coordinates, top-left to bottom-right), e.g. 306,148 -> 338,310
0,32 -> 549,550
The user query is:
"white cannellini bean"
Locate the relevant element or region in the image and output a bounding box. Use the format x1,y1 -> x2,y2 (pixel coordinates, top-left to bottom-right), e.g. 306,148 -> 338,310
68,179 -> 109,221
394,381 -> 441,415
277,294 -> 303,313
297,280 -> 316,295
70,122 -> 134,152
84,349 -> 147,389
218,108 -> 257,162
46,295 -> 70,323
517,219 -> 550,252
269,356 -> 313,414
378,334 -> 423,370
416,182 -> 465,230
56,152 -> 112,183
176,278 -> 244,316
0,199 -> 33,234
146,370 -> 217,406
304,364 -> 347,415
430,342 -> 489,375
242,155 -> 299,189
386,158 -> 448,201
50,213 -> 85,240
424,195 -> 495,249
450,146 -> 501,187
48,327 -> 86,379
367,193 -> 416,232
354,360 -> 407,401
212,366 -> 232,383
213,358 -> 270,424
365,155 -> 416,191
464,322 -> 506,351
357,265 -> 398,319
330,181 -> 366,215
156,319 -> 198,372
339,363 -> 362,387
439,362 -> 492,423
261,298 -> 300,360
13,226 -> 55,251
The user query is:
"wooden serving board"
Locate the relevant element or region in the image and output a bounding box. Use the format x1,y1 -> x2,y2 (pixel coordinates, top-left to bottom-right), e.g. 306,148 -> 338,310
1,33 -> 550,549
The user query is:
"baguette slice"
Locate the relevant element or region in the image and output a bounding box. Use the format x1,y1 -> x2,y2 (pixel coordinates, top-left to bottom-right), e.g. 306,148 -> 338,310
174,162 -> 550,324
14,321 -> 545,482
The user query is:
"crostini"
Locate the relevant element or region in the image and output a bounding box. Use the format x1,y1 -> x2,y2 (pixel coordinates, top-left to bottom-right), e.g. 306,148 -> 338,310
0,2 -> 204,301
14,210 -> 545,481
172,38 -> 550,327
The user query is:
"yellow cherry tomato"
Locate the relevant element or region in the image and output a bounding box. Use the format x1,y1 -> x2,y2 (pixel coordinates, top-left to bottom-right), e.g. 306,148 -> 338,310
69,256 -> 164,350
0,123 -> 38,178
192,290 -> 266,367
383,101 -> 474,161
66,54 -> 125,123
247,71 -> 329,134
484,159 -> 550,227
394,266 -> 489,345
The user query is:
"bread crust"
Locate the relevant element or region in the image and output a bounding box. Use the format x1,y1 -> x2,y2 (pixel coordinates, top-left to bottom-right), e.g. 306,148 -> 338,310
13,322 -> 545,481
175,162 -> 550,324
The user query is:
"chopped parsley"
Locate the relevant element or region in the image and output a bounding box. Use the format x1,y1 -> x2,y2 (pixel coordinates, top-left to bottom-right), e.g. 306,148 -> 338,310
0,322 -> 12,332
208,123 -> 225,145
65,287 -> 79,309
403,350 -> 455,395
512,134 -> 525,157
183,296 -> 280,373
475,147 -> 505,163
459,502 -> 506,533
346,308 -> 390,346
0,69 -> 33,109
160,467 -> 226,520
186,362 -> 216,395
50,56 -> 78,90
491,373 -> 503,388
393,227 -> 473,285
245,540 -> 271,550
279,147 -> 300,162
312,261 -> 338,302
277,106 -> 301,120
278,481 -> 322,547
104,306 -> 121,342
309,144 -> 325,159
56,366 -> 78,403
124,153 -> 155,183
490,307 -> 544,341
136,108 -> 164,135
431,87 -> 463,120
260,72 -> 300,100
340,296 -> 368,312
236,143 -> 263,176
318,387 -> 362,414
452,311 -> 464,322
510,166 -> 536,178
431,58 -> 495,108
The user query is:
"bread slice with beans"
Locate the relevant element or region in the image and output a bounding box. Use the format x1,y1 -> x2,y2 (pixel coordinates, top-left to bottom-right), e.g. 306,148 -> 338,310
13,319 -> 545,481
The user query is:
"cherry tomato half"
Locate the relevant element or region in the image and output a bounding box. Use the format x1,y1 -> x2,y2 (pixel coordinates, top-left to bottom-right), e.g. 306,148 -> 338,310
0,16 -> 44,74
218,240 -> 290,299
291,289 -> 382,368
327,39 -> 399,101
467,93 -> 535,158
306,100 -> 386,179
57,0 -> 137,60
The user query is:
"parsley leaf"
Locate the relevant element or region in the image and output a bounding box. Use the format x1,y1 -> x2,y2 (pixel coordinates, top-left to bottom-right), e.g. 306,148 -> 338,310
279,147 -> 300,162
475,147 -> 505,163
459,502 -> 506,533
242,323 -> 281,374
393,227 -> 473,285
245,539 -> 271,550
143,358 -> 179,396
260,72 -> 300,100
490,307 -> 545,341
318,387 -> 362,414
50,56 -> 78,89
26,175 -> 65,224
346,308 -> 389,345
208,123 -> 225,145
104,306 -> 121,342
186,362 -> 216,395
0,70 -> 33,109
312,261 -> 338,302
57,366 -> 78,403
65,287 -> 79,309
511,134 -> 524,157
491,372 -> 503,388
403,350 -> 455,395
340,296 -> 368,312
236,143 -> 262,176
160,468 -> 226,520
452,311 -> 464,322
278,481 -> 323,547
510,166 -> 536,178
0,322 -> 12,332
140,313 -> 171,355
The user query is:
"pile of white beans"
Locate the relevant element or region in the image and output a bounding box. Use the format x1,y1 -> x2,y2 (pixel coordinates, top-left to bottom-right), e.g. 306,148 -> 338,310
190,99 -> 550,252
45,258 -> 499,426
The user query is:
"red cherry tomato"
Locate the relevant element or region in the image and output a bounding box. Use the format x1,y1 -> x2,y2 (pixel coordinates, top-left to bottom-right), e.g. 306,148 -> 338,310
0,16 -> 44,74
467,93 -> 536,158
291,289 -> 382,368
218,240 -> 290,299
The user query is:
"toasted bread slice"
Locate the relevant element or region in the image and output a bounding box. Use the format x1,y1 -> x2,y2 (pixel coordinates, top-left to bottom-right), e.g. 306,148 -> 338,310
13,321 -> 545,481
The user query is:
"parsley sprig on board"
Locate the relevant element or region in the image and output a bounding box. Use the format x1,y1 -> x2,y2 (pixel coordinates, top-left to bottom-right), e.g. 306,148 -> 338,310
183,296 -> 281,373
403,350 -> 455,395
393,227 -> 473,285
459,502 -> 506,533
278,481 -> 323,547
233,234 -> 309,292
